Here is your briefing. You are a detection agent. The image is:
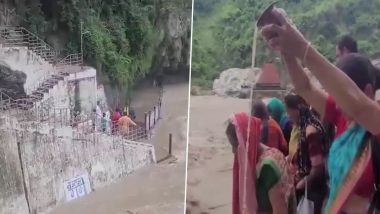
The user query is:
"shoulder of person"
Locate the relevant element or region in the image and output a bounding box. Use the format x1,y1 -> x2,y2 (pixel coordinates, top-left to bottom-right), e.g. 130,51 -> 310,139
259,158 -> 282,184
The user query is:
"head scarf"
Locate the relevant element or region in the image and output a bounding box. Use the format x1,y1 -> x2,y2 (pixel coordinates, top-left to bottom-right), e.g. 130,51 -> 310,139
229,112 -> 261,214
267,98 -> 287,125
252,100 -> 269,144
297,106 -> 327,176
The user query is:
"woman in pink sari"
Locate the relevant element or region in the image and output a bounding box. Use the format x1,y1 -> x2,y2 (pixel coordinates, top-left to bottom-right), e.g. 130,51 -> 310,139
226,112 -> 295,214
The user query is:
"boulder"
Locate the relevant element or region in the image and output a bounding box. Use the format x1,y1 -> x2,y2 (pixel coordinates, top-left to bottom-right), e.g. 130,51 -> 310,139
0,62 -> 26,98
212,67 -> 260,98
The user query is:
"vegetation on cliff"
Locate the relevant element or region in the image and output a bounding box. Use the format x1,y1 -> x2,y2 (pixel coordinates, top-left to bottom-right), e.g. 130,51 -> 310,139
192,0 -> 380,88
4,0 -> 191,87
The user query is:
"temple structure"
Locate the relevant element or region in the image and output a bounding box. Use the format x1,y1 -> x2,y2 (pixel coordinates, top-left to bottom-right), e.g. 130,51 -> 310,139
252,63 -> 286,100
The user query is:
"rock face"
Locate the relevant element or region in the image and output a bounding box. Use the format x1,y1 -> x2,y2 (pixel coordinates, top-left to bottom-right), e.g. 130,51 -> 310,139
0,2 -> 19,26
0,62 -> 26,98
213,67 -> 260,98
154,10 -> 191,77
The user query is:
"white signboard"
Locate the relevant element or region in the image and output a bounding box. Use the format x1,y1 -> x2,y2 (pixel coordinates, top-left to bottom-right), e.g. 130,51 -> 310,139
63,173 -> 92,202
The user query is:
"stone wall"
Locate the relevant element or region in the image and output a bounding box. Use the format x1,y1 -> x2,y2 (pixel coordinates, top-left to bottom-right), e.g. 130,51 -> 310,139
0,116 -> 155,214
0,117 -> 29,214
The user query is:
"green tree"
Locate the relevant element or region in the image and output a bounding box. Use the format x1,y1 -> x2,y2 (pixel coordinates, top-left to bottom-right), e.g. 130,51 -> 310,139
192,0 -> 380,88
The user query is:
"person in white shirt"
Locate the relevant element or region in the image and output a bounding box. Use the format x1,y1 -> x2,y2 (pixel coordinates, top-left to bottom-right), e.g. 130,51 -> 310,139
96,101 -> 102,131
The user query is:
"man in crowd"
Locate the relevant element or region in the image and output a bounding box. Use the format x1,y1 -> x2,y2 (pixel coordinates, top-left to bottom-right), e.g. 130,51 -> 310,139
336,35 -> 358,60
336,35 -> 380,90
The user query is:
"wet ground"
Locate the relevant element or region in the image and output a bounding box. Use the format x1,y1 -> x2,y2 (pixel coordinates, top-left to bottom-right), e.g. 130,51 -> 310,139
186,95 -> 249,214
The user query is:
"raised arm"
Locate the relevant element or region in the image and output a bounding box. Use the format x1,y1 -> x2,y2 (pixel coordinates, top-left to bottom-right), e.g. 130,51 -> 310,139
129,119 -> 137,126
281,54 -> 328,117
302,47 -> 380,134
261,9 -> 380,134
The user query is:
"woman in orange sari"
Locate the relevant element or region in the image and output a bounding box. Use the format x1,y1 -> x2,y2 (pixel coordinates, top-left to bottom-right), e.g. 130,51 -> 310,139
226,112 -> 295,214
252,100 -> 288,156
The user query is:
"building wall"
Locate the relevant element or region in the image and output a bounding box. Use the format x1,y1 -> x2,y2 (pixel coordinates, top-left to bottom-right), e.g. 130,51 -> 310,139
0,116 -> 155,214
0,117 -> 30,214
67,68 -> 97,114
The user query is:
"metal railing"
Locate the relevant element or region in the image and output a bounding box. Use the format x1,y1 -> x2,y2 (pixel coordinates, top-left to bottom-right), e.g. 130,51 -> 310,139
0,26 -> 83,98
39,108 -> 149,142
0,24 -> 163,147
144,98 -> 162,131
0,94 -> 156,142
0,90 -> 38,121
0,90 -> 14,111
56,53 -> 83,67
0,26 -> 58,64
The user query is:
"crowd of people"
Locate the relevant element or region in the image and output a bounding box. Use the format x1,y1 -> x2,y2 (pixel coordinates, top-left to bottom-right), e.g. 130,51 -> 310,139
226,8 -> 380,214
93,101 -> 137,136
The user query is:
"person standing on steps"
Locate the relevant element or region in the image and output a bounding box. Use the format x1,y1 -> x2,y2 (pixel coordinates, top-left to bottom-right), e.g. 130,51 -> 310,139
118,114 -> 137,136
117,107 -> 123,117
96,101 -> 102,131
101,112 -> 107,133
92,109 -> 96,132
123,104 -> 129,116
105,110 -> 111,134
112,108 -> 121,134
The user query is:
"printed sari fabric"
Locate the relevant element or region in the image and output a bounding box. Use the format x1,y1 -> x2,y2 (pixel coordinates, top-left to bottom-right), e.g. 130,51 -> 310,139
230,112 -> 294,214
326,125 -> 372,214
288,127 -> 300,163
324,97 -> 380,213
286,107 -> 327,214
256,148 -> 295,213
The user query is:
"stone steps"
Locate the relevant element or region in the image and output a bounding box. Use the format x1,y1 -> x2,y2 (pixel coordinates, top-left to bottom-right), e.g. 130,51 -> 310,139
14,67 -> 73,110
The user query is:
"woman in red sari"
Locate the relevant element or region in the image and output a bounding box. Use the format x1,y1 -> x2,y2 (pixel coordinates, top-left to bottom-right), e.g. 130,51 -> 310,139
111,108 -> 121,134
226,112 -> 295,214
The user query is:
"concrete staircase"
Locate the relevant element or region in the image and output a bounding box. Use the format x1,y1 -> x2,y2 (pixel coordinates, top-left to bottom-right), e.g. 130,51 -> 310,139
0,27 -> 58,63
0,26 -> 83,111
0,25 -> 152,143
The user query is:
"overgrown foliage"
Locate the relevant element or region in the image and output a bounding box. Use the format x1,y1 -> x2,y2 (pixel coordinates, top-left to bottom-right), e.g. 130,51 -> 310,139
192,0 -> 380,88
6,0 -> 189,87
